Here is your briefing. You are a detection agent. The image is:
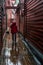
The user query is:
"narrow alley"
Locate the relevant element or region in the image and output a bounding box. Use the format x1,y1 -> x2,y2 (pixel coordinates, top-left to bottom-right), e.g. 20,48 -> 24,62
0,0 -> 43,65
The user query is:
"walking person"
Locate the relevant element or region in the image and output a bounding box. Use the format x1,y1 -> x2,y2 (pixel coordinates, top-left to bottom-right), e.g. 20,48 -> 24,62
10,20 -> 18,51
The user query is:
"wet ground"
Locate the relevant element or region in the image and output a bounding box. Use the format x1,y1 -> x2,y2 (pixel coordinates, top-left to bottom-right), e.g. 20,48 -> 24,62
1,34 -> 36,65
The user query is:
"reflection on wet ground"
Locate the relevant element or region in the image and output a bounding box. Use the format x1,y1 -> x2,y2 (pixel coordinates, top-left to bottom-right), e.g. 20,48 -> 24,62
1,36 -> 36,65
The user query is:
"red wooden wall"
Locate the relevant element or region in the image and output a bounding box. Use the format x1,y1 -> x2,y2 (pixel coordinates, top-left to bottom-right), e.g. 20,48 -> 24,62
23,0 -> 43,54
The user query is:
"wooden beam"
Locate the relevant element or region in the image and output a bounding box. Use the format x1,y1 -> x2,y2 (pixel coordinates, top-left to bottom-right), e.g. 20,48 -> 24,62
5,6 -> 17,9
